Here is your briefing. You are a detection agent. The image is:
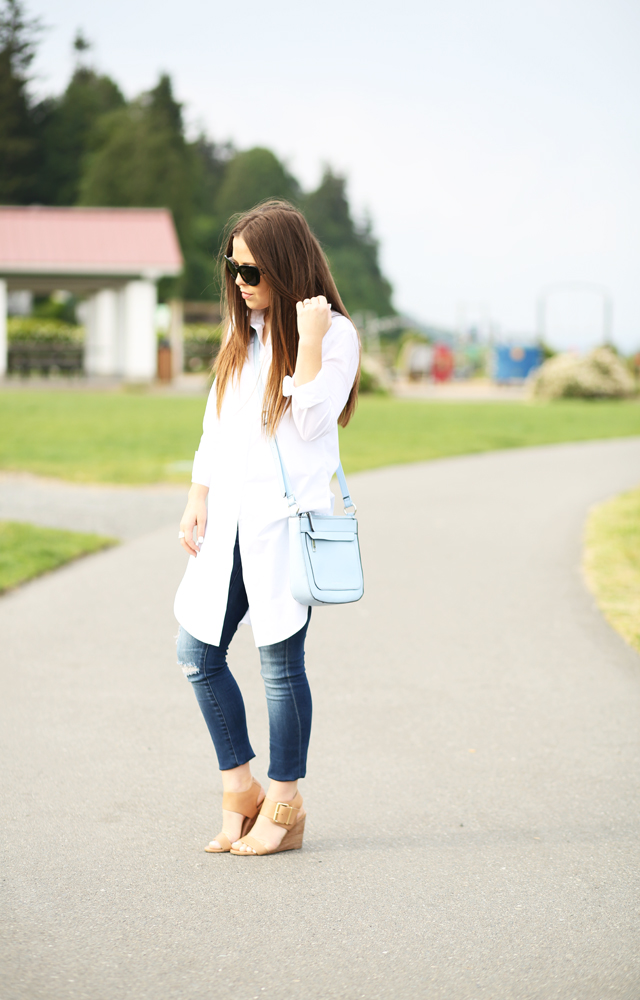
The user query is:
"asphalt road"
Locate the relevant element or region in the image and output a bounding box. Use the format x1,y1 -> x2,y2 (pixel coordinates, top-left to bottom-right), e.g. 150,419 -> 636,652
0,472 -> 186,540
2,438 -> 640,1000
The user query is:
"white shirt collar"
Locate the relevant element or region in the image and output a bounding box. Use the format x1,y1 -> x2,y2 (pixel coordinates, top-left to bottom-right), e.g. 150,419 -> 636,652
250,309 -> 267,345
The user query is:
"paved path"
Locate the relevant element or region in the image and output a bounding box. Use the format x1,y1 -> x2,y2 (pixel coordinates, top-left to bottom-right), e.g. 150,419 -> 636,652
2,439 -> 640,1000
393,377 -> 526,401
0,472 -> 186,540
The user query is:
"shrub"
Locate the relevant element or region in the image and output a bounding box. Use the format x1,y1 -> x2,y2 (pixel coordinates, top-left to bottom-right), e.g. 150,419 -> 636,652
358,353 -> 389,394
7,317 -> 84,343
183,323 -> 224,342
183,323 -> 223,372
358,365 -> 377,393
529,346 -> 636,400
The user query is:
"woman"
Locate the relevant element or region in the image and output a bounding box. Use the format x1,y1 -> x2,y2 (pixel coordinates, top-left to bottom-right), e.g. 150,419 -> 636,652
174,200 -> 360,857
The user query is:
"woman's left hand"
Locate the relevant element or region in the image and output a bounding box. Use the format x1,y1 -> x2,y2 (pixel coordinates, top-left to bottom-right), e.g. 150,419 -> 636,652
296,295 -> 332,344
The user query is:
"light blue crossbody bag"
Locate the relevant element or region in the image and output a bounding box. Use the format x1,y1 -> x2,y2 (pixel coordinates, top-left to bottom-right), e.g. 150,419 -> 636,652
253,333 -> 364,607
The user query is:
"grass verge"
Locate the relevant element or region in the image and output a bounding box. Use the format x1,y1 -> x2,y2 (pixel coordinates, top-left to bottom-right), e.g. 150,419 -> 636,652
1,391 -> 640,484
0,521 -> 117,593
584,487 -> 640,653
340,397 -> 640,473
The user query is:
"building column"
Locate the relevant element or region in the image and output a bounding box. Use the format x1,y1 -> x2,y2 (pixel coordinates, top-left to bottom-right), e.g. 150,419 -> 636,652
0,280 -> 7,377
121,280 -> 157,381
83,294 -> 99,375
84,289 -> 119,376
169,298 -> 184,378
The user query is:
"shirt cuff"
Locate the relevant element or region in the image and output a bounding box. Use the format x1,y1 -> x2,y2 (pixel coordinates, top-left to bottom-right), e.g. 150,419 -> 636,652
282,368 -> 330,408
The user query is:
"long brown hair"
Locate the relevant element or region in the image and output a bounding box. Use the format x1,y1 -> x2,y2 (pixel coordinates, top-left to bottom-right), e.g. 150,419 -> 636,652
214,199 -> 360,435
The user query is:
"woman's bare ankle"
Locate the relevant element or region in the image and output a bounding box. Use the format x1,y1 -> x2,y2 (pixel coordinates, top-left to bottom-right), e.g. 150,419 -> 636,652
221,763 -> 254,794
267,779 -> 299,803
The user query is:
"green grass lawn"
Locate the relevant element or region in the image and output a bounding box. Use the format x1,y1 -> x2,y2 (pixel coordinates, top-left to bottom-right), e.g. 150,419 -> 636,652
0,520 -> 117,593
1,391 -> 639,483
341,396 -> 640,472
584,487 -> 640,654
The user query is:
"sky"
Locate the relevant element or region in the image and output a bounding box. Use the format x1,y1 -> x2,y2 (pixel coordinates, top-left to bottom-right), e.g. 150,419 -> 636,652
28,0 -> 640,351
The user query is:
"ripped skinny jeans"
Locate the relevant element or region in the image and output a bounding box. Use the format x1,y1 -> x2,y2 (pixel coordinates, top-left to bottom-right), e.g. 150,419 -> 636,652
176,531 -> 312,782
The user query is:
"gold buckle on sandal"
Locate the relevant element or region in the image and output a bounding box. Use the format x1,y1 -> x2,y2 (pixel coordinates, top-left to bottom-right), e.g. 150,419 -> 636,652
273,802 -> 294,825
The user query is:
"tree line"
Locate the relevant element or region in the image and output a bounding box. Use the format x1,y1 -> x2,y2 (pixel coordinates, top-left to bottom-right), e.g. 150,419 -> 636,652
0,0 -> 394,314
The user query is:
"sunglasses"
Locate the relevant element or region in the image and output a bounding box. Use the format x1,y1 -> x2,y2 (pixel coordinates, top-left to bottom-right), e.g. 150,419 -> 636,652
224,256 -> 262,287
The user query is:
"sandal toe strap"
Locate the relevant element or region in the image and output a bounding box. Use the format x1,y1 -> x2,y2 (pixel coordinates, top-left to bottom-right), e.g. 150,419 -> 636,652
205,830 -> 231,852
233,835 -> 267,855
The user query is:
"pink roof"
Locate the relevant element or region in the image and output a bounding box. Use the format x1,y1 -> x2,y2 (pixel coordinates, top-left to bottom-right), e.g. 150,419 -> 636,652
0,206 -> 183,276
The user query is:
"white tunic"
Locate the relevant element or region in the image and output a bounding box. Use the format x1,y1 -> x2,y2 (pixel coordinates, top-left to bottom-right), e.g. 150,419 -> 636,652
173,309 -> 360,648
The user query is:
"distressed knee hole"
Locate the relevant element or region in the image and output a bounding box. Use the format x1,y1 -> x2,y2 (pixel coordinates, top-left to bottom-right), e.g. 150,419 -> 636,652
180,663 -> 200,678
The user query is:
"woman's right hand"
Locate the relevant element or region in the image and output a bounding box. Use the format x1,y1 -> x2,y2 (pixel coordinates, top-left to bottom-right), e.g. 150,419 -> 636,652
179,484 -> 209,557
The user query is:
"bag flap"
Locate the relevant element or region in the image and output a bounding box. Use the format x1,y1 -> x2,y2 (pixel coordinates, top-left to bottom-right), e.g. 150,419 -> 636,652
305,530 -> 356,542
301,513 -> 357,535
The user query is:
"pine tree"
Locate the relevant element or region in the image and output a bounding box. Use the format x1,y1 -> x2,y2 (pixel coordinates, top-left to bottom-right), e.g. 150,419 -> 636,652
303,168 -> 394,316
0,0 -> 42,203
78,73 -> 223,298
78,74 -> 194,237
38,65 -> 124,205
215,147 -> 300,220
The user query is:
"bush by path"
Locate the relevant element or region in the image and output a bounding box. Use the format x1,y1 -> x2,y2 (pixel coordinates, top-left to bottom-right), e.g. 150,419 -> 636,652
0,521 -> 117,593
1,391 -> 640,483
530,347 -> 636,400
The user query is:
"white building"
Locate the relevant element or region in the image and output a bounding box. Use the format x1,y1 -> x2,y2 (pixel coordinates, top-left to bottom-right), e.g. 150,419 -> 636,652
0,206 -> 183,381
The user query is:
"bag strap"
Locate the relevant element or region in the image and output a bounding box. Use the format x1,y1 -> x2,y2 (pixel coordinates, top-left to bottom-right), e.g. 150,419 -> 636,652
251,331 -> 356,516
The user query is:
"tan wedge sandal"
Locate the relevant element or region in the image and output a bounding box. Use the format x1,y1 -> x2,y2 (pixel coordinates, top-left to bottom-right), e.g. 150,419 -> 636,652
204,777 -> 265,853
230,791 -> 305,856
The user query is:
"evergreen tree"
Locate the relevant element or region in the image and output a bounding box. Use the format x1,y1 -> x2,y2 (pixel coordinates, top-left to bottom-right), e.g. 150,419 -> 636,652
304,167 -> 356,249
215,147 -> 300,220
79,74 -> 195,241
0,0 -> 42,203
38,66 -> 124,205
185,135 -> 234,299
78,74 -> 234,299
303,168 -> 394,316
192,135 -> 233,215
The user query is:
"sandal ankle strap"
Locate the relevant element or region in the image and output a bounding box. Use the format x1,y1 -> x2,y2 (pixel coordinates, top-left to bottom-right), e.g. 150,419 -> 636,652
259,791 -> 303,828
222,777 -> 262,817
